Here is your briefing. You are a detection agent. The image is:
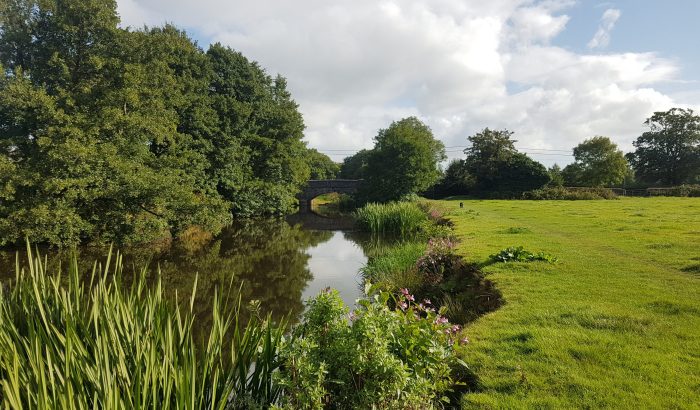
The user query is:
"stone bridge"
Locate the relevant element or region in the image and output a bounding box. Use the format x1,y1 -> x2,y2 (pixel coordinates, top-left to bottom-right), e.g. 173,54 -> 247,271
297,179 -> 362,212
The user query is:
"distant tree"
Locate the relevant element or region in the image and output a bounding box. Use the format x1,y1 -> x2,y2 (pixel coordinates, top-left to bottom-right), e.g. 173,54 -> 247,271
339,149 -> 371,179
627,108 -> 700,185
548,164 -> 565,187
461,128 -> 548,195
562,136 -> 628,187
493,153 -> 550,194
432,159 -> 475,197
463,128 -> 518,188
360,117 -> 446,202
306,149 -> 339,179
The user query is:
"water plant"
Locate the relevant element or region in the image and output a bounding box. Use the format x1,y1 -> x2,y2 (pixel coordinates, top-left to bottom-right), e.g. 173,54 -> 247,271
0,243 -> 285,408
354,201 -> 427,235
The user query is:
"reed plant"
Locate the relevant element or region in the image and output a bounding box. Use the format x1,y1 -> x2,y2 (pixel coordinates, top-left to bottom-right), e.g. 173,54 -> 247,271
0,243 -> 284,409
354,201 -> 427,235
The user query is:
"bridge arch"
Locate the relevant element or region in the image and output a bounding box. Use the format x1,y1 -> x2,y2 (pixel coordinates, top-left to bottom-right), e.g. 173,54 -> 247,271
297,179 -> 362,212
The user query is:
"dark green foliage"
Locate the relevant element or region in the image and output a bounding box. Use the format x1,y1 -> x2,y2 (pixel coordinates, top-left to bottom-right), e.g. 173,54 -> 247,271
306,148 -> 339,179
522,186 -> 617,200
563,136 -> 628,187
433,128 -> 549,197
339,149 -> 371,179
430,159 -> 475,197
360,117 -> 446,203
488,246 -> 558,263
0,1 -> 312,245
627,108 -> 700,185
547,164 -> 565,187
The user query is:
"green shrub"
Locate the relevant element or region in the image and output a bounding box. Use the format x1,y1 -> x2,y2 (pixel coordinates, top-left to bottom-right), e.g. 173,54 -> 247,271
488,246 -> 558,263
522,186 -> 617,200
651,185 -> 700,197
275,287 -> 468,409
354,201 -> 427,235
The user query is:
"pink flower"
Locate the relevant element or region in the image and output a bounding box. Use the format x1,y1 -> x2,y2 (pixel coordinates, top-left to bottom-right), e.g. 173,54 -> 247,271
460,336 -> 470,345
423,299 -> 432,306
400,288 -> 410,296
434,316 -> 448,325
399,302 -> 408,310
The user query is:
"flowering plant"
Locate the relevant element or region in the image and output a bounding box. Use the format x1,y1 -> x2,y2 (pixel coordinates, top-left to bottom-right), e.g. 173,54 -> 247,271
415,237 -> 458,285
275,285 -> 469,409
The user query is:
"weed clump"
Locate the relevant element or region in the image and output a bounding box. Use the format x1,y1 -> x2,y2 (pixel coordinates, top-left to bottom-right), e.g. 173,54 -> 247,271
488,246 -> 558,264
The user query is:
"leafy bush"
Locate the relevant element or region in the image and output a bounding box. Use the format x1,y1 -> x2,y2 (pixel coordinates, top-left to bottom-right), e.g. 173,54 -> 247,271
354,201 -> 427,235
651,185 -> 700,197
488,246 -> 558,263
275,287 -> 468,409
522,186 -> 617,200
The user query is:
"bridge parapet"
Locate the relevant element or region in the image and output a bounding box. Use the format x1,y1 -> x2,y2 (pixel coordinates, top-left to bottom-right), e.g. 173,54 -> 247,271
297,179 -> 362,212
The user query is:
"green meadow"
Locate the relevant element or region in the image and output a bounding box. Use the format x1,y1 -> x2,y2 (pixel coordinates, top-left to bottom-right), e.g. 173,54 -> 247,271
441,197 -> 700,408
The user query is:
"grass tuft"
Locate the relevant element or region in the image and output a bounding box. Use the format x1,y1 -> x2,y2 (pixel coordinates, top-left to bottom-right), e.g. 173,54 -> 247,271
354,201 -> 427,235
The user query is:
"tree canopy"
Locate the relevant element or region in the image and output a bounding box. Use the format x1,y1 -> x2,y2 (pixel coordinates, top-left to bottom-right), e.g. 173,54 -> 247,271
339,149 -> 371,180
563,136 -> 628,187
461,128 -> 549,195
360,117 -> 446,203
306,149 -> 339,180
627,108 -> 700,185
0,0 -> 316,246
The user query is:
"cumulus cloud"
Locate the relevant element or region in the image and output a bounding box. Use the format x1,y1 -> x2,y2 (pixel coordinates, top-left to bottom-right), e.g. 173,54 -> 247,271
116,0 -> 693,165
587,8 -> 621,50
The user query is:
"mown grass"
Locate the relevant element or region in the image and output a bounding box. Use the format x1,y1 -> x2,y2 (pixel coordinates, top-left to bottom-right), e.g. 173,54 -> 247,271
354,201 -> 427,235
439,198 -> 700,408
0,244 -> 284,409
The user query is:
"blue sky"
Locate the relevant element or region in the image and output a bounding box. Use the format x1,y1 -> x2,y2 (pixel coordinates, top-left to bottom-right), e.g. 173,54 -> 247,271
117,0 -> 699,165
554,0 -> 700,95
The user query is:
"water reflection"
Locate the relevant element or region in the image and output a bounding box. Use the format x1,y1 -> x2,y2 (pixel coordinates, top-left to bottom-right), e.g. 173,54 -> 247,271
303,231 -> 367,307
0,216 -> 379,327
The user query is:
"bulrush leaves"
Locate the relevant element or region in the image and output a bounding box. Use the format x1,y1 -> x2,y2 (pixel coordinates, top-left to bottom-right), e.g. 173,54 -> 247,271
0,242 -> 284,408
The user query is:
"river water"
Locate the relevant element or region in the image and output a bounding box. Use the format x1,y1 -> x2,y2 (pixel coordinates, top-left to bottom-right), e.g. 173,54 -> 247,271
0,213 -> 384,326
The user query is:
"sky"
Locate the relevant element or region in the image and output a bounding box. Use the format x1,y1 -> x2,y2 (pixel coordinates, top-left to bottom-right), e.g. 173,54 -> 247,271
115,0 -> 700,165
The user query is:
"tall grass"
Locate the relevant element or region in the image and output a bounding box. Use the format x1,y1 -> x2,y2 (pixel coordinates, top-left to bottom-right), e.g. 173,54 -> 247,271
354,201 -> 427,235
360,242 -> 426,291
0,243 -> 284,409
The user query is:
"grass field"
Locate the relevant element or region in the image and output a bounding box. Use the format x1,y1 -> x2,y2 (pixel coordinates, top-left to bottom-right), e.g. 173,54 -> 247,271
440,198 -> 700,409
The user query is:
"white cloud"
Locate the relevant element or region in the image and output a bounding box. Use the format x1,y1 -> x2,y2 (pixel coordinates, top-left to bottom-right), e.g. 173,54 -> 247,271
116,1 -> 695,165
587,8 -> 621,50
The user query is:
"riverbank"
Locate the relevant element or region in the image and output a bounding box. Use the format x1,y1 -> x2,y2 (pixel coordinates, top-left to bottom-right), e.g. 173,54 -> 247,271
442,197 -> 700,408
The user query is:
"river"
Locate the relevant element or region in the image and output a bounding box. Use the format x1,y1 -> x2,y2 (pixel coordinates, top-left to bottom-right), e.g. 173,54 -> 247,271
0,213 -> 387,326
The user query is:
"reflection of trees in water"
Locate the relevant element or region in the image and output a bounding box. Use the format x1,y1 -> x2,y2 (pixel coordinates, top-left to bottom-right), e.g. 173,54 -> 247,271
0,219 -> 333,329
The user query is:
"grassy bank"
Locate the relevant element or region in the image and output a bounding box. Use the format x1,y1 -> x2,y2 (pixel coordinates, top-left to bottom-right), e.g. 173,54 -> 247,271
439,197 -> 700,408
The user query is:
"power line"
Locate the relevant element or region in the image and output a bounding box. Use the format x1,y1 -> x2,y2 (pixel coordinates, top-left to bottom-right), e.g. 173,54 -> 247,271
315,146 -> 574,155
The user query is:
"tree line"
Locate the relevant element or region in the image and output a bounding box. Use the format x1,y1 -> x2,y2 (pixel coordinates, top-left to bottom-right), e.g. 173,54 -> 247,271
341,108 -> 700,200
0,0 -> 338,246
